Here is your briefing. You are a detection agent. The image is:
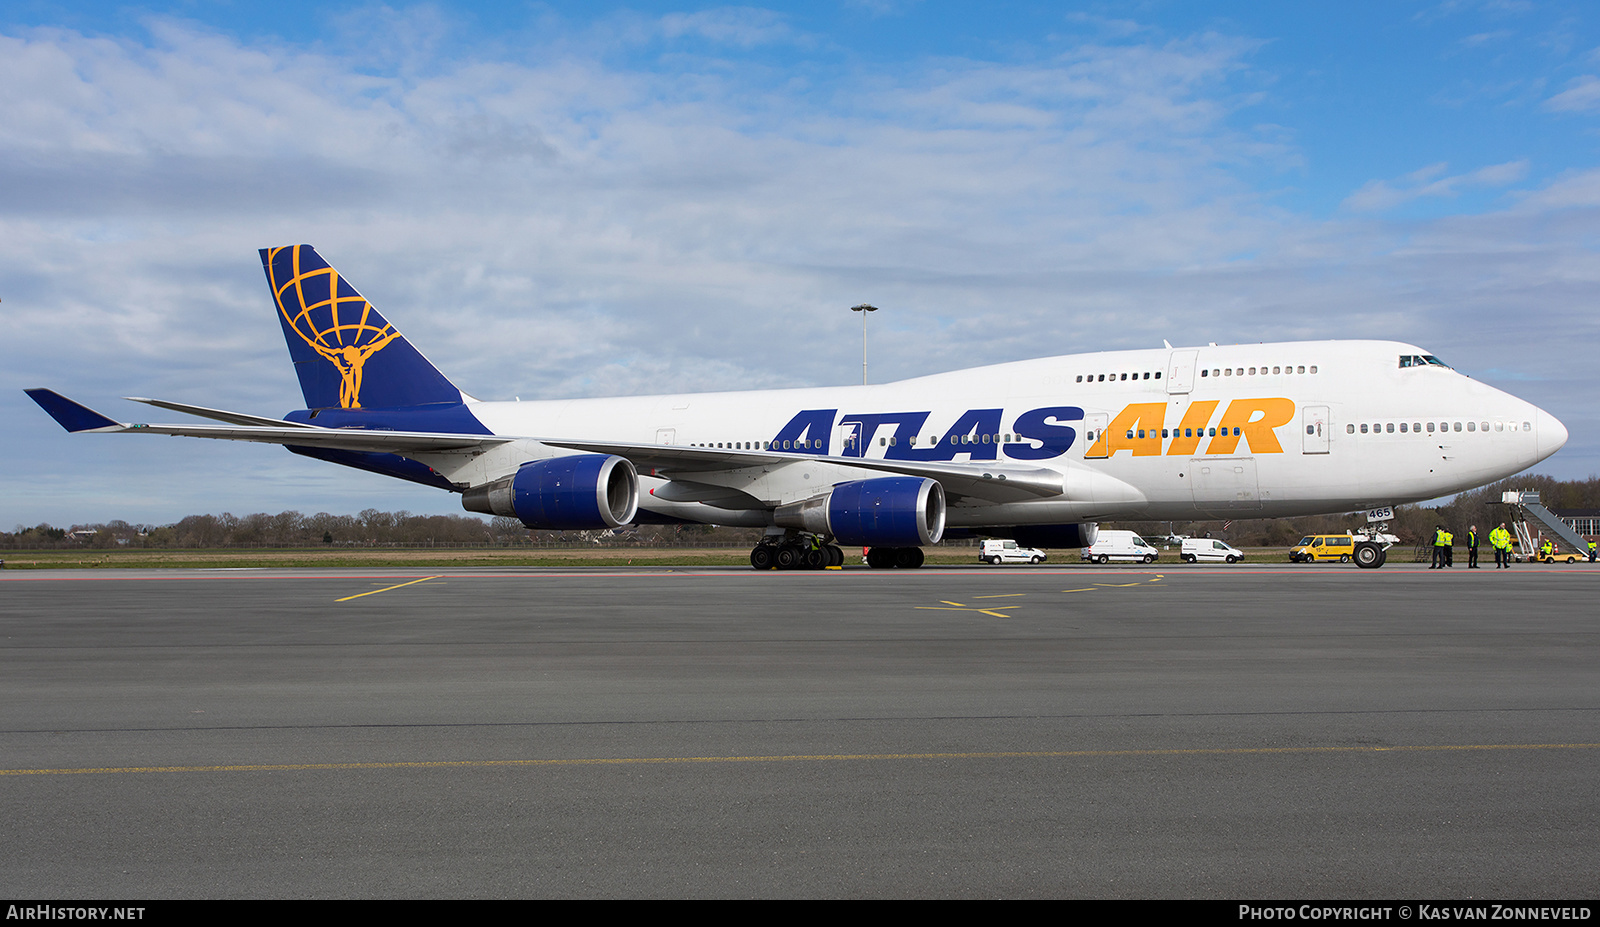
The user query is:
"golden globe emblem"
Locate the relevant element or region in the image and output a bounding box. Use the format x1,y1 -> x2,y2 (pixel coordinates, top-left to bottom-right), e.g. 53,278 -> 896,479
267,246 -> 401,408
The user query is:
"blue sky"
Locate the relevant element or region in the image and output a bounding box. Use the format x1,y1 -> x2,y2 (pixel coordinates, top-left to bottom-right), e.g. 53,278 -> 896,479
4,1 -> 1599,527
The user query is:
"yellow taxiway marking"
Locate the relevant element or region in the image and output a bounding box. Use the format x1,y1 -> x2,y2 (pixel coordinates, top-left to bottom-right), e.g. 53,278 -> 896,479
917,600 -> 1021,618
923,572 -> 1168,616
336,575 -> 444,602
7,743 -> 1597,777
1067,574 -> 1163,593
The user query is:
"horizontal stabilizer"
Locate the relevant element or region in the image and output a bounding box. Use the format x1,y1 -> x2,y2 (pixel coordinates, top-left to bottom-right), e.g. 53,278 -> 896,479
25,389 -> 121,433
24,389 -> 510,454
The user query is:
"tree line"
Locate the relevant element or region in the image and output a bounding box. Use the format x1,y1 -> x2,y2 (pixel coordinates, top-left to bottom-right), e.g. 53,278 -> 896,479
2,509 -> 749,550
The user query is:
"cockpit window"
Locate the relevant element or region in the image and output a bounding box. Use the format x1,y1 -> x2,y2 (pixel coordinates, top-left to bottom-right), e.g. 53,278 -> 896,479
1399,354 -> 1452,369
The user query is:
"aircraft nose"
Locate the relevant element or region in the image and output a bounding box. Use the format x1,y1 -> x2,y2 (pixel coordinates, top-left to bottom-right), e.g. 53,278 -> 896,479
1536,406 -> 1569,462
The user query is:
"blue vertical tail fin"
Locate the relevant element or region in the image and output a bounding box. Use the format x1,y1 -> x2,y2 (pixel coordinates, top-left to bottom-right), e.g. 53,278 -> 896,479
261,245 -> 463,410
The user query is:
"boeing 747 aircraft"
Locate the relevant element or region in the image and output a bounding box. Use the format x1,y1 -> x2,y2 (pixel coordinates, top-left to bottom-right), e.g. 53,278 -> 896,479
27,245 -> 1567,569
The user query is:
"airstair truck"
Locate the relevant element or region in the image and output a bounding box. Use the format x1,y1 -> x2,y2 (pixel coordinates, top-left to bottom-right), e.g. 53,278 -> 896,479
1500,492 -> 1592,564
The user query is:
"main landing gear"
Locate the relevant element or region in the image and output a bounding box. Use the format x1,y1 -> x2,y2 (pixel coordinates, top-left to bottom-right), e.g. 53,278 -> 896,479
864,546 -> 924,569
748,531 -> 926,570
750,535 -> 844,570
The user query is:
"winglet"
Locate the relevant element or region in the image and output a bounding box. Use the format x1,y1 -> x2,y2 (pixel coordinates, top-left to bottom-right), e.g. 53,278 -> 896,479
24,389 -> 123,432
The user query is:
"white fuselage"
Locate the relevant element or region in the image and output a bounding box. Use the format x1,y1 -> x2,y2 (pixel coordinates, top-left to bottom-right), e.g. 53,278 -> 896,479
432,339 -> 1565,529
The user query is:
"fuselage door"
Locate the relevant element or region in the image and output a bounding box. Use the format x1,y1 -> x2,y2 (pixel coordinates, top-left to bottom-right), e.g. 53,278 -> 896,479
837,422 -> 865,457
1167,350 -> 1198,395
1190,457 -> 1262,511
1083,412 -> 1110,459
1302,405 -> 1329,455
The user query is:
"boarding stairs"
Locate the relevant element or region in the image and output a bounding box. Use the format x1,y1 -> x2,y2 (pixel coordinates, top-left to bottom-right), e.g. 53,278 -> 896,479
1498,491 -> 1592,561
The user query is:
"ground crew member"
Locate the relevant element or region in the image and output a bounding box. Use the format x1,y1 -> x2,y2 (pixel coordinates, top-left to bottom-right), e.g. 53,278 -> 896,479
1467,525 -> 1480,569
1431,525 -> 1447,569
1443,528 -> 1454,567
1589,540 -> 1596,562
1541,538 -> 1554,561
1491,523 -> 1512,569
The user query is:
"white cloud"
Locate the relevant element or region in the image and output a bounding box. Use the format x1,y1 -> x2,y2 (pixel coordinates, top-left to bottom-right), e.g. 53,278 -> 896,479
1341,159 -> 1530,212
658,7 -> 800,47
1543,74 -> 1600,112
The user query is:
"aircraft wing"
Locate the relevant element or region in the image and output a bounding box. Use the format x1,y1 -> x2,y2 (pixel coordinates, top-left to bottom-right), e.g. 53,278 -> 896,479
543,439 -> 1064,504
26,389 -> 510,454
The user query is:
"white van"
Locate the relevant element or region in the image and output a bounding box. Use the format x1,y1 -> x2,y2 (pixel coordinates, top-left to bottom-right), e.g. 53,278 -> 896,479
1081,530 -> 1160,564
1181,537 -> 1245,563
979,539 -> 1047,564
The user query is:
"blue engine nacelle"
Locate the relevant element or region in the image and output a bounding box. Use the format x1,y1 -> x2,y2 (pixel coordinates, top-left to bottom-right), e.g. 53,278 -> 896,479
776,476 -> 946,546
462,454 -> 639,529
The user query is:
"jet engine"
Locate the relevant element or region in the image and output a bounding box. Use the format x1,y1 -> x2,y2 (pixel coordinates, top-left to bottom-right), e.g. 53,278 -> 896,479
462,454 -> 639,529
775,476 -> 946,547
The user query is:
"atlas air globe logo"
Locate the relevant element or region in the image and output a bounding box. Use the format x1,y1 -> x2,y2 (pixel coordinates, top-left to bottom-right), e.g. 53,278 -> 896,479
266,245 -> 402,409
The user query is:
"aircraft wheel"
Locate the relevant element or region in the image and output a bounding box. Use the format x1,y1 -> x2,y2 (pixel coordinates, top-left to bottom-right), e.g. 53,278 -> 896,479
803,547 -> 828,570
750,546 -> 774,570
775,546 -> 800,570
865,547 -> 890,569
894,547 -> 924,569
1353,543 -> 1386,569
827,545 -> 844,567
